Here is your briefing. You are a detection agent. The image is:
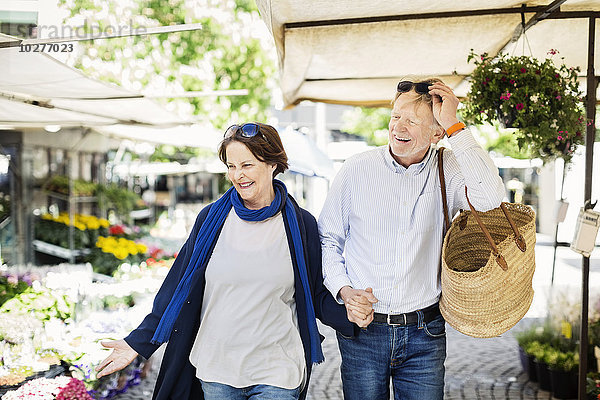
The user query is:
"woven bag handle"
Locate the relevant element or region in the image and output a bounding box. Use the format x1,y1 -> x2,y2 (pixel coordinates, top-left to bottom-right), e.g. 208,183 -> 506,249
437,148 -> 450,232
464,187 -> 526,271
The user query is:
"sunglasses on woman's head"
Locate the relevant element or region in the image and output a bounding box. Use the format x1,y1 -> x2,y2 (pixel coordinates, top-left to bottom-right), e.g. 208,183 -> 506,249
397,81 -> 432,95
224,123 -> 267,141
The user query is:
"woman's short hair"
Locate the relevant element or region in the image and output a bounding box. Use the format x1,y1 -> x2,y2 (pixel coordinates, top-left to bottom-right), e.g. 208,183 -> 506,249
218,123 -> 289,177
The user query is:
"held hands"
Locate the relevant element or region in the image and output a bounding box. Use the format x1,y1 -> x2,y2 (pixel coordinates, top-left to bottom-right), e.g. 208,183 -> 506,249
95,339 -> 139,379
339,286 -> 378,328
428,82 -> 461,131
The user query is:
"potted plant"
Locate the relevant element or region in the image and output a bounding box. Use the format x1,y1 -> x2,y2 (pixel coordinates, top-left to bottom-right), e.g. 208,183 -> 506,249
525,341 -> 553,389
463,49 -> 586,164
547,349 -> 579,399
517,324 -> 555,382
587,372 -> 600,400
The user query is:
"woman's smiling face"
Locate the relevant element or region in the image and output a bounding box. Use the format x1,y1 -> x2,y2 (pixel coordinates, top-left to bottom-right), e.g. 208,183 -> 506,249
225,141 -> 276,210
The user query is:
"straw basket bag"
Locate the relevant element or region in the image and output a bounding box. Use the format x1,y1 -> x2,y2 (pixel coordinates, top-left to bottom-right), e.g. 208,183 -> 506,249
437,148 -> 536,338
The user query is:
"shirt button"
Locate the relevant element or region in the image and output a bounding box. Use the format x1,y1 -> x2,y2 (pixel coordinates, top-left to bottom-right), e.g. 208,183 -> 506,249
174,328 -> 178,332
186,301 -> 191,304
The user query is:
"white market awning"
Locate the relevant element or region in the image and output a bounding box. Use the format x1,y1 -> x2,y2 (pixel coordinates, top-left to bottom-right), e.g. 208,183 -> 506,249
279,126 -> 335,178
96,124 -> 223,150
0,36 -> 186,127
256,0 -> 600,107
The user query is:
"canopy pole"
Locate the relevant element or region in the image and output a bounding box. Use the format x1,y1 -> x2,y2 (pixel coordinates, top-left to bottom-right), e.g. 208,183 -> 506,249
579,15 -> 596,400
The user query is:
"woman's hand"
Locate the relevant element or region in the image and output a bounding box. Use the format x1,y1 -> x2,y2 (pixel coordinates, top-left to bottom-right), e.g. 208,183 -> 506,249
339,286 -> 378,328
95,339 -> 139,378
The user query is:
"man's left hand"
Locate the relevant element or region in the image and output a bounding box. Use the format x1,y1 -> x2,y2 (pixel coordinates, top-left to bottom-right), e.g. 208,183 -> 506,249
429,82 -> 460,130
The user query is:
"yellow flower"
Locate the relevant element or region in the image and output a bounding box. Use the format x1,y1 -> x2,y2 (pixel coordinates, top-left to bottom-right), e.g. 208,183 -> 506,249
86,220 -> 100,230
74,222 -> 86,231
136,244 -> 148,254
99,219 -> 110,228
114,249 -> 128,260
41,214 -> 53,220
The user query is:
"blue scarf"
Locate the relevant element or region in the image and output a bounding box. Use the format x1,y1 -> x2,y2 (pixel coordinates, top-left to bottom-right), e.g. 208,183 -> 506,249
151,179 -> 324,365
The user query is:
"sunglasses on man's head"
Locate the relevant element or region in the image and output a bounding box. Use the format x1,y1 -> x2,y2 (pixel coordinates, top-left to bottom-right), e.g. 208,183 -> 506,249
397,81 -> 432,95
224,123 -> 267,141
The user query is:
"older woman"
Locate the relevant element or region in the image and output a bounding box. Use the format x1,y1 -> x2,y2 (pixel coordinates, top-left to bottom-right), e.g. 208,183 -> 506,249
95,123 -> 362,400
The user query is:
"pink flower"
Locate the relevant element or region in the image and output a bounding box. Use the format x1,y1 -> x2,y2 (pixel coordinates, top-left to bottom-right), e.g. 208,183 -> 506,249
516,103 -> 524,110
557,135 -> 563,140
555,73 -> 560,78
500,91 -> 512,100
556,95 -> 562,100
548,48 -> 558,55
520,68 -> 527,73
510,79 -> 516,85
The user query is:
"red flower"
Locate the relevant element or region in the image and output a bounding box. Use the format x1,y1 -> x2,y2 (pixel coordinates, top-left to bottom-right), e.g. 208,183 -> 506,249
516,103 -> 524,111
109,225 -> 125,235
520,68 -> 527,73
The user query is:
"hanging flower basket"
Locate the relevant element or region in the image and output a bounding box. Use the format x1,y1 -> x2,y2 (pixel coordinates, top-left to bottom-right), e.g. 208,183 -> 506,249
463,49 -> 587,164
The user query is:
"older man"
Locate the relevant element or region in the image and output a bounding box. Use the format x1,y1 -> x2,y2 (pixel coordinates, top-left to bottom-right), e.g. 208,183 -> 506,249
319,79 -> 505,400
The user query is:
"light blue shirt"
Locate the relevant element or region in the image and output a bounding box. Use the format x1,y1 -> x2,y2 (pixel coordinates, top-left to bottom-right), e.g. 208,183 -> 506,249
318,129 -> 505,314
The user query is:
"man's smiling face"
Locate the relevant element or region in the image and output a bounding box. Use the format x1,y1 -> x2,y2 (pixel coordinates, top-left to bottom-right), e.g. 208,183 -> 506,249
388,92 -> 442,167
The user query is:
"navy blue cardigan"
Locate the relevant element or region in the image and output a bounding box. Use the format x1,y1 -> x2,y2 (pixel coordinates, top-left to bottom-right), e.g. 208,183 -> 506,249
124,196 -> 354,400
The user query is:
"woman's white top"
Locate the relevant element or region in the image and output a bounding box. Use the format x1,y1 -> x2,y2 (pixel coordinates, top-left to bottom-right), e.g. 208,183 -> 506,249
189,209 -> 306,389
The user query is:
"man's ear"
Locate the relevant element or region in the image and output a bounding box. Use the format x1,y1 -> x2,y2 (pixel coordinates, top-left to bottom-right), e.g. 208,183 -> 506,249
431,125 -> 445,144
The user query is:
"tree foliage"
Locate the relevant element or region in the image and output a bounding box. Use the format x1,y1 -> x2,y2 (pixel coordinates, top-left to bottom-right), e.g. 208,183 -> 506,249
59,0 -> 276,132
341,106 -> 390,146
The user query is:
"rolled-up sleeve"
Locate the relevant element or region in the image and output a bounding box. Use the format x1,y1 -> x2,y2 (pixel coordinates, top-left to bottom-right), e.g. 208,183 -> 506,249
447,129 -> 505,213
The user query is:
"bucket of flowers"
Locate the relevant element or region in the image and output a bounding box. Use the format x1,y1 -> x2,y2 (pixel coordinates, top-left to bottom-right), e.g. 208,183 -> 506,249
87,236 -> 148,276
463,49 -> 587,164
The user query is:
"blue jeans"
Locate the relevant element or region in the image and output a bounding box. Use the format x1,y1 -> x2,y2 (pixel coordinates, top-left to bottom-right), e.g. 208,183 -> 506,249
337,312 -> 447,400
199,380 -> 301,400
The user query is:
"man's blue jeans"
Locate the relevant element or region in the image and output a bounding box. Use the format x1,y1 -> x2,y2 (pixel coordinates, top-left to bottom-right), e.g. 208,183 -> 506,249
199,380 -> 301,400
337,311 -> 447,400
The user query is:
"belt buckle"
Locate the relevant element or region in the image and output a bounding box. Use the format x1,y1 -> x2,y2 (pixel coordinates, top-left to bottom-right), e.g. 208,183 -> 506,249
387,313 -> 407,326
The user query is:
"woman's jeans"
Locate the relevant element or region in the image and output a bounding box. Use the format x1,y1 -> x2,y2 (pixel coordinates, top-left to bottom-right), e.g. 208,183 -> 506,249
337,313 -> 447,400
199,380 -> 301,400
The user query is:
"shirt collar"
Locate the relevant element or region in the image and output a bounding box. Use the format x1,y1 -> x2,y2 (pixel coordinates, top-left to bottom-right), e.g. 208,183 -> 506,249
383,145 -> 435,174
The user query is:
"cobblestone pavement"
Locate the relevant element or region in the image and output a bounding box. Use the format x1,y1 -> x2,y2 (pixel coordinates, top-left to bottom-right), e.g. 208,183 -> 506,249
115,320 -> 556,400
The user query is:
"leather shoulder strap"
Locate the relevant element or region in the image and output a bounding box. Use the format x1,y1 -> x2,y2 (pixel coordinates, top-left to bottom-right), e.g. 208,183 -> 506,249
437,147 -> 450,232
